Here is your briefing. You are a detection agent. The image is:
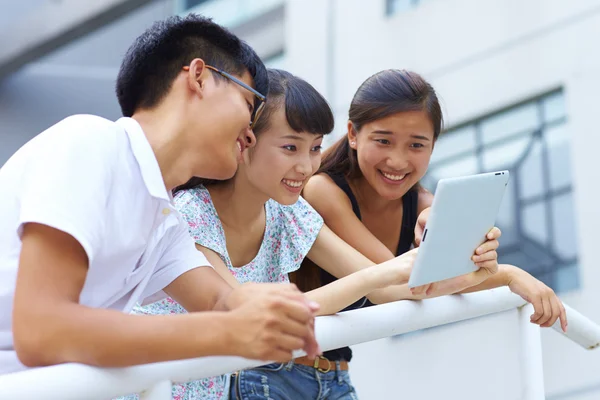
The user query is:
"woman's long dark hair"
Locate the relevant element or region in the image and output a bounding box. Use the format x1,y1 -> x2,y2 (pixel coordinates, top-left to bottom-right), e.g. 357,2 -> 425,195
173,68 -> 334,195
293,69 -> 444,293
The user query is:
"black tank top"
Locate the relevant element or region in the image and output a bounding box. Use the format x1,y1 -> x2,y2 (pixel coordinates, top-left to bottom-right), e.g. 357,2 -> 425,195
320,172 -> 419,362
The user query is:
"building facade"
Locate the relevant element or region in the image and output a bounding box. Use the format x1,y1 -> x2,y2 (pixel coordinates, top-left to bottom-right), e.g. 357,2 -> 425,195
1,0 -> 599,398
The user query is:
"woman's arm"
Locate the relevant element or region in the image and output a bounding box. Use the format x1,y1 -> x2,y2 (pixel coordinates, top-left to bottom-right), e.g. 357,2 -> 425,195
459,264 -> 567,331
196,238 -> 405,317
305,224 -> 414,312
302,258 -> 414,315
306,225 -> 500,306
303,176 -> 499,301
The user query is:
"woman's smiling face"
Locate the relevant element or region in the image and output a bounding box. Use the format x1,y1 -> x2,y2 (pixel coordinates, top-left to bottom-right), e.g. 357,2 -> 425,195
349,110 -> 435,200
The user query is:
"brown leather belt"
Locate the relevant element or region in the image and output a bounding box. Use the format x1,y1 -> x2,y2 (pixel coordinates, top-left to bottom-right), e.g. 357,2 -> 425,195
294,356 -> 349,372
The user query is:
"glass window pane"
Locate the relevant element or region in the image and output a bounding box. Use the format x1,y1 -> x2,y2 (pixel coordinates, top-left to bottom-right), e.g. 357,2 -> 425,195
520,240 -> 555,274
265,52 -> 286,69
425,156 -> 479,192
482,135 -> 530,172
430,125 -> 477,164
387,0 -> 415,15
481,103 -> 539,145
545,124 -> 572,190
185,0 -> 211,8
522,202 -> 549,246
517,139 -> 544,200
498,249 -> 530,271
534,271 -> 555,289
183,0 -> 284,27
542,92 -> 566,123
552,193 -> 578,260
554,264 -> 580,293
420,175 -> 437,193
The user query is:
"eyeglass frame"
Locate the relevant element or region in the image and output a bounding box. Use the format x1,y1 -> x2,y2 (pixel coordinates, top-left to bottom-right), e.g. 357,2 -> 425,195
183,64 -> 266,129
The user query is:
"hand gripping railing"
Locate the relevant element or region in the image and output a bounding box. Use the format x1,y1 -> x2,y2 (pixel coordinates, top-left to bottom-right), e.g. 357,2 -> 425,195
0,287 -> 598,400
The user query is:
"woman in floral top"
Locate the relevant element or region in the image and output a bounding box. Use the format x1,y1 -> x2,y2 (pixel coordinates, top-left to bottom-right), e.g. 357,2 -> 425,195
126,69 -> 502,400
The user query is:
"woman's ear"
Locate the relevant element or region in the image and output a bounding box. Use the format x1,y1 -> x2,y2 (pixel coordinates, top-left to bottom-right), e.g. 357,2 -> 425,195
347,120 -> 358,150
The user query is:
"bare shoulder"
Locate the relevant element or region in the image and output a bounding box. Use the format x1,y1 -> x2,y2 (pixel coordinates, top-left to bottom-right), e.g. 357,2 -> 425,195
303,174 -> 353,217
417,185 -> 434,214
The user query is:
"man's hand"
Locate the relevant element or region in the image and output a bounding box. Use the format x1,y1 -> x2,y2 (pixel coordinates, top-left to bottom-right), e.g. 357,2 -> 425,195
224,283 -> 321,362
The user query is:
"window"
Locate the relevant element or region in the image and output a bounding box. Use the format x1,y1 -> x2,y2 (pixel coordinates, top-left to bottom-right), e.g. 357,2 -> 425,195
264,49 -> 286,70
183,0 -> 211,9
422,91 -> 579,293
386,0 -> 420,16
177,0 -> 285,28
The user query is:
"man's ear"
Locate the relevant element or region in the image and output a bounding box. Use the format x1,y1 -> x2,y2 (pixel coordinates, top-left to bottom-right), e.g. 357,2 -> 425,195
184,58 -> 208,97
347,120 -> 358,150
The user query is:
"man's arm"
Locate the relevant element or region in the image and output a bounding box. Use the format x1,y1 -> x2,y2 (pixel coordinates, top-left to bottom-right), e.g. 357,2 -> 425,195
163,266 -> 233,312
13,224 -> 319,368
13,223 -> 240,367
166,243 -> 321,357
12,120 -> 221,367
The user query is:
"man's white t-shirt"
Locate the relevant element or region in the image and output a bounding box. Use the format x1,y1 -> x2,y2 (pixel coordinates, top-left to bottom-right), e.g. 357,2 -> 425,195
0,115 -> 211,374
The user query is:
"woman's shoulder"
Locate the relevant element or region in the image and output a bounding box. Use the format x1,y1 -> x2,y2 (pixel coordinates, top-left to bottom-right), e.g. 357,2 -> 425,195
173,186 -> 226,251
267,196 -> 323,229
304,172 -> 340,194
303,173 -> 353,210
174,186 -> 219,220
174,185 -> 211,209
264,197 -> 323,268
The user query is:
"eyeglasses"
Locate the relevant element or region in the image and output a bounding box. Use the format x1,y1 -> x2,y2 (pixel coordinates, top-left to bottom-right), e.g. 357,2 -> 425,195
183,65 -> 266,129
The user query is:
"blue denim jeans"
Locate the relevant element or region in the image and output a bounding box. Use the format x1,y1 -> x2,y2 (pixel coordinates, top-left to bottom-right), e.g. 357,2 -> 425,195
229,361 -> 359,400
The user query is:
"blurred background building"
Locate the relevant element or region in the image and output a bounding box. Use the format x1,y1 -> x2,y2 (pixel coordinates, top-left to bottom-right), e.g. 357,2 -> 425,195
1,0 -> 599,398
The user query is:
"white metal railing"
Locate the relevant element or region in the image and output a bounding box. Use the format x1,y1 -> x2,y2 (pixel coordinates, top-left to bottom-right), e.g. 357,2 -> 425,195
0,287 -> 599,399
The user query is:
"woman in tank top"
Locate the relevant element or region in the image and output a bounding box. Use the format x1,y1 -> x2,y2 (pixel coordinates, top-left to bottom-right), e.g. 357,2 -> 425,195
300,69 -> 568,370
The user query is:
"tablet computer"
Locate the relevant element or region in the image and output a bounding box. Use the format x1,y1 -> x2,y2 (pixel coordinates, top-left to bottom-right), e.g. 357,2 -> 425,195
407,170 -> 510,288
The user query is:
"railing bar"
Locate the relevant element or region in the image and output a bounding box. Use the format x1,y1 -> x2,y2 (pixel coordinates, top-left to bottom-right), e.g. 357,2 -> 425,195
139,380 -> 172,400
518,304 -> 545,400
0,288 -> 597,400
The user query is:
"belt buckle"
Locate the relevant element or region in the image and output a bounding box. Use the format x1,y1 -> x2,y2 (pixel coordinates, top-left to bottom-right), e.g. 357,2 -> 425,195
313,355 -> 331,373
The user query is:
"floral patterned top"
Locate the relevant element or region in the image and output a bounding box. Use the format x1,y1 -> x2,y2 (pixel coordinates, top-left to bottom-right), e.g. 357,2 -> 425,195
122,186 -> 324,400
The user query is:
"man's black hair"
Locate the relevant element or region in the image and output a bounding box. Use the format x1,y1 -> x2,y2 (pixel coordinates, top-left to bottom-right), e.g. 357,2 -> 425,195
116,13 -> 268,117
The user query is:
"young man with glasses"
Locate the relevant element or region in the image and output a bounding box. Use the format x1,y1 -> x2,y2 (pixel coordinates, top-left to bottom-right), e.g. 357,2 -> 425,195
0,14 -> 319,377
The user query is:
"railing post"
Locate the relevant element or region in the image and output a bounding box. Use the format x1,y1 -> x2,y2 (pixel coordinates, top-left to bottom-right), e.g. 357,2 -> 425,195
518,303 -> 545,400
139,380 -> 172,400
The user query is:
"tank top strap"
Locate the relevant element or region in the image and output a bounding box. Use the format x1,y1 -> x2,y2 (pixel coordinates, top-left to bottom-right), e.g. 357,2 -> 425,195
396,187 -> 419,255
325,172 -> 361,220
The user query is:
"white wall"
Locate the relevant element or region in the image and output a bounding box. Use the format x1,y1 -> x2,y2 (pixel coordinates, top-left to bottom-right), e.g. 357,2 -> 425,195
0,0 -> 174,166
283,0 -> 600,398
